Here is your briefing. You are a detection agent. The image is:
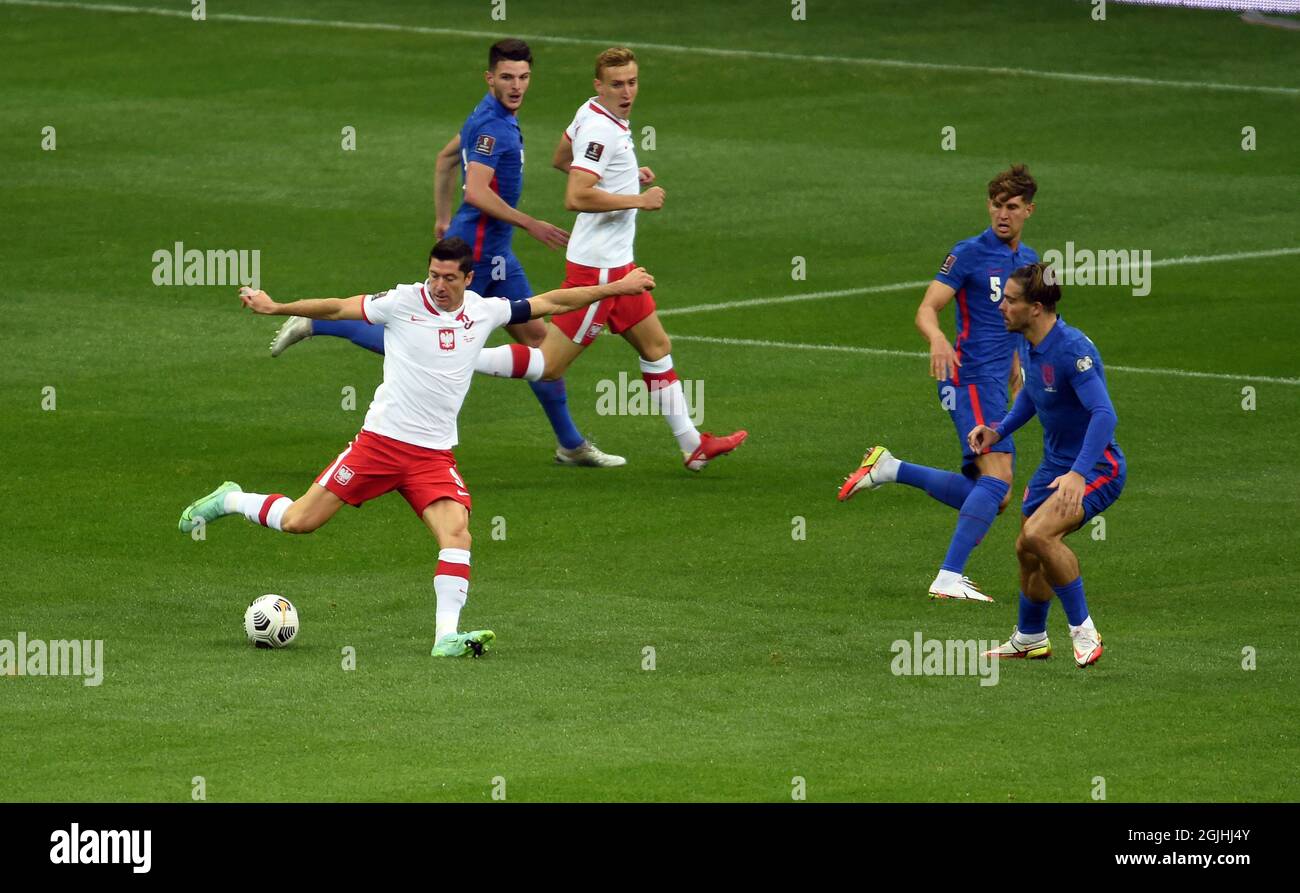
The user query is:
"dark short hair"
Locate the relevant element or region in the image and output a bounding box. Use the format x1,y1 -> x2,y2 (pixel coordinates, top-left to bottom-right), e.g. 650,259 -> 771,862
429,237 -> 473,275
1009,262 -> 1060,312
489,38 -> 532,71
988,163 -> 1037,204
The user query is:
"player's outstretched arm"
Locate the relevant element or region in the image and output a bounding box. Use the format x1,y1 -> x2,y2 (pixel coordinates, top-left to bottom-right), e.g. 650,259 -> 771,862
526,267 -> 655,318
433,134 -> 461,239
239,287 -> 366,321
916,280 -> 959,380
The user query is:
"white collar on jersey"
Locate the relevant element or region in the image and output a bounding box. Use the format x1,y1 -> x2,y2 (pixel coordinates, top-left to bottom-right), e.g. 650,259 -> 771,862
586,97 -> 630,131
420,283 -> 485,321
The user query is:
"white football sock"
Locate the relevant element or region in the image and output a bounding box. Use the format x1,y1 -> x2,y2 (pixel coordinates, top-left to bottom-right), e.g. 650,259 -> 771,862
1069,616 -> 1097,634
873,451 -> 901,483
474,344 -> 543,380
227,491 -> 292,531
434,548 -> 471,640
640,355 -> 701,453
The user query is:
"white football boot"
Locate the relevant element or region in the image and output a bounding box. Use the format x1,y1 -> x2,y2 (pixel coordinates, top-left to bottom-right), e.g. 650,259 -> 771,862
269,316 -> 313,357
928,572 -> 995,603
1069,623 -> 1104,668
984,628 -> 1052,660
555,441 -> 627,468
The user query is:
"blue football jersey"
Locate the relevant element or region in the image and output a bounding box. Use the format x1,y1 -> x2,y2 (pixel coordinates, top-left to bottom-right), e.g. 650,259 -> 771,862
1018,318 -> 1124,471
447,92 -> 525,263
934,227 -> 1038,386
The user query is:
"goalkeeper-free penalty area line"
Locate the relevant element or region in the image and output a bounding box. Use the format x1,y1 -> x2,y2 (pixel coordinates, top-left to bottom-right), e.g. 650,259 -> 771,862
659,246 -> 1300,319
4,0 -> 1299,97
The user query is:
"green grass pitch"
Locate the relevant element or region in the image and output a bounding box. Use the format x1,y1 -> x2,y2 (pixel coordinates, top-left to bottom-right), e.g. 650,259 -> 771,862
2,0 -> 1297,802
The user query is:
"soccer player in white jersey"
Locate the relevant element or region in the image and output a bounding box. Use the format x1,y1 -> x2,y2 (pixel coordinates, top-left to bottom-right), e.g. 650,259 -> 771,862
176,238 -> 654,657
543,46 -> 748,471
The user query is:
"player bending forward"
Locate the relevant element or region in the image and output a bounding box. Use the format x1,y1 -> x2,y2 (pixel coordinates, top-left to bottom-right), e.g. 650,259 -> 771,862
542,46 -> 747,471
177,237 -> 654,657
968,263 -> 1126,668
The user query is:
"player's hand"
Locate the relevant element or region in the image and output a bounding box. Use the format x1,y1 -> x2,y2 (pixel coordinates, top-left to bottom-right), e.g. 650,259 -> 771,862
967,425 -> 1001,455
239,287 -> 278,315
526,218 -> 570,250
1047,471 -> 1086,520
612,266 -> 654,295
638,166 -> 656,185
639,186 -> 665,211
929,336 -> 959,380
435,220 -> 451,239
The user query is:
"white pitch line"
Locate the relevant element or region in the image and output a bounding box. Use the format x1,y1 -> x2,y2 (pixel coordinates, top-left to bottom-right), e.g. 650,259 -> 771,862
670,334 -> 1300,387
659,280 -> 932,318
4,0 -> 1299,97
659,246 -> 1300,318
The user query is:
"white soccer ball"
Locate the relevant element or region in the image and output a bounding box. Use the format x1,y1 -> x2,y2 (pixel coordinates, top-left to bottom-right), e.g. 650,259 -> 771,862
243,594 -> 299,648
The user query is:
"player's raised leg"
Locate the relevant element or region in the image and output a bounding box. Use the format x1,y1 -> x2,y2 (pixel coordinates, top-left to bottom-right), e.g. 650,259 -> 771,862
619,311 -> 747,471
423,498 -> 495,657
838,446 -> 974,507
270,317 -> 385,357
178,478 -> 346,534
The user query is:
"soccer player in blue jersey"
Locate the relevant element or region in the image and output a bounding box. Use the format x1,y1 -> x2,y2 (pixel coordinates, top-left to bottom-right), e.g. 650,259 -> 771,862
269,39 -> 623,468
968,263 -> 1124,667
839,165 -> 1039,602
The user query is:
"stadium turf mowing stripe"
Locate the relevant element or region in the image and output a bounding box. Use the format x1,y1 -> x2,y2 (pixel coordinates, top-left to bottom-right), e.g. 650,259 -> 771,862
659,246 -> 1300,318
5,0 -> 1300,96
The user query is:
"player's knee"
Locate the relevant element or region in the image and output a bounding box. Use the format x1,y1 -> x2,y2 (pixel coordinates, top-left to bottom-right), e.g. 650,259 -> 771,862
1019,528 -> 1053,558
998,492 -> 1013,513
442,528 -> 471,551
512,321 -> 546,348
641,335 -> 671,362
1015,533 -> 1040,562
542,355 -> 568,380
280,507 -> 317,535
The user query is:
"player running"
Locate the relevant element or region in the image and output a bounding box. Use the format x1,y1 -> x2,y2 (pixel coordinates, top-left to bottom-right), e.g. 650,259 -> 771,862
839,165 -> 1040,602
268,40 -> 623,468
178,238 -> 654,657
968,263 -> 1125,667
541,46 -> 748,471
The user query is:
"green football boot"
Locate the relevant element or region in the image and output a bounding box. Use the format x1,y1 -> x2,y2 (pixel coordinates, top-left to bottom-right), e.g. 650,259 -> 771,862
431,629 -> 496,658
178,481 -> 241,533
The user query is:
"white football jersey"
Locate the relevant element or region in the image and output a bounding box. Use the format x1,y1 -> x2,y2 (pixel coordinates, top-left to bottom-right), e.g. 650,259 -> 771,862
564,98 -> 640,269
358,283 -> 516,449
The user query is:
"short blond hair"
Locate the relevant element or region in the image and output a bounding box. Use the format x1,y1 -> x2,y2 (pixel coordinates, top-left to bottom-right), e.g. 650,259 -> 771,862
595,46 -> 637,79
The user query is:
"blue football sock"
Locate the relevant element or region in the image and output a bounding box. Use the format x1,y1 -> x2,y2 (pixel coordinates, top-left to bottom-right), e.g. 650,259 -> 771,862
896,462 -> 976,510
1052,577 -> 1090,627
311,319 -> 386,355
940,476 -> 1010,573
529,378 -> 585,450
1017,592 -> 1051,635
